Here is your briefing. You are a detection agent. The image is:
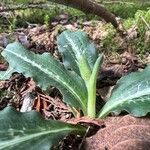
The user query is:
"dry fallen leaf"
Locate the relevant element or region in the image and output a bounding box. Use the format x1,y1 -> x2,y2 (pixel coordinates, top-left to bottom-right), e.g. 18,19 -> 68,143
85,115 -> 150,150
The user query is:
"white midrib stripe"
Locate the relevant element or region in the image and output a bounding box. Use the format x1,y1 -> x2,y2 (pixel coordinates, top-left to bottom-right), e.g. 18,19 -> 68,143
100,88 -> 150,117
1,67 -> 14,78
0,128 -> 77,149
6,49 -> 85,109
64,33 -> 81,58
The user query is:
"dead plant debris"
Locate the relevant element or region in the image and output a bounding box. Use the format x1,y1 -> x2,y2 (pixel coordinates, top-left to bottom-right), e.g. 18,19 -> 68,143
85,115 -> 150,150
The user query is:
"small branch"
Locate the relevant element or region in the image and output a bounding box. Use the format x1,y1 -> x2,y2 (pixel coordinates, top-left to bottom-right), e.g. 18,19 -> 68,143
48,0 -> 119,28
0,3 -> 54,12
102,1 -> 134,5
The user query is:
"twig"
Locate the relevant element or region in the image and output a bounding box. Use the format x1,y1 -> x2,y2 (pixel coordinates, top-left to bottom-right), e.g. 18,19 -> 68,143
102,1 -> 134,5
79,126 -> 90,150
0,3 -> 55,12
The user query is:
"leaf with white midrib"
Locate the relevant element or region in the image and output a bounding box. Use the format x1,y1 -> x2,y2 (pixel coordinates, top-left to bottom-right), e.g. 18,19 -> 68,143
1,42 -> 87,113
0,66 -> 14,80
0,106 -> 86,150
98,66 -> 150,118
57,30 -> 98,75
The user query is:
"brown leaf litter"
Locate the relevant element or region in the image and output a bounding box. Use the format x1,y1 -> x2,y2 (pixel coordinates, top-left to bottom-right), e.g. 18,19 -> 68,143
0,73 -> 72,120
85,115 -> 150,150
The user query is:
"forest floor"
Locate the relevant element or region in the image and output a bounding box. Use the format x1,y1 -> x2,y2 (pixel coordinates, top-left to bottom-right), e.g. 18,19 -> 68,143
0,6 -> 150,150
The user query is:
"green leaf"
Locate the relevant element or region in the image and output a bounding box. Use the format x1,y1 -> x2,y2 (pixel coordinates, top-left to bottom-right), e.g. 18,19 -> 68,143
57,30 -> 98,81
98,65 -> 150,118
1,42 -> 87,114
0,106 -> 86,150
0,66 -> 14,80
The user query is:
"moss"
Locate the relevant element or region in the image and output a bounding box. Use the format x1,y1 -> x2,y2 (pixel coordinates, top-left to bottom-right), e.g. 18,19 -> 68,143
104,0 -> 150,19
123,9 -> 150,55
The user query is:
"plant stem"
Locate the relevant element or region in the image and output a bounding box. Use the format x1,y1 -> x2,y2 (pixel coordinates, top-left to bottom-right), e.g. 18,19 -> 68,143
87,55 -> 103,118
87,78 -> 97,118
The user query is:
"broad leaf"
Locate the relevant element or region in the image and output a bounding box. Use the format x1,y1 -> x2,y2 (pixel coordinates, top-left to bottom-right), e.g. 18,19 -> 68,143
0,66 -> 14,80
1,42 -> 87,114
98,66 -> 150,118
57,30 -> 98,81
0,106 -> 86,150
